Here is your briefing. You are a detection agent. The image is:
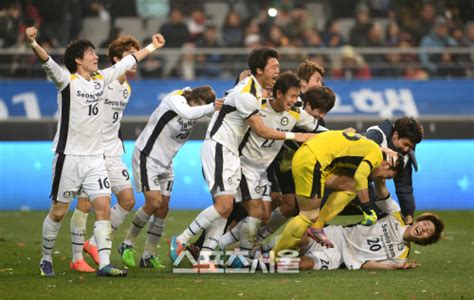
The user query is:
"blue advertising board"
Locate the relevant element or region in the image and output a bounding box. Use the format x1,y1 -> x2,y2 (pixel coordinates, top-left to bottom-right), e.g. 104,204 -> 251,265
1,79 -> 473,118
0,140 -> 473,211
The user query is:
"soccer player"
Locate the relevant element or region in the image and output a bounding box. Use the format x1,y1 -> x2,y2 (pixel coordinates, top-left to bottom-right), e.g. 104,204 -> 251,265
365,117 -> 424,224
257,61 -> 333,241
217,72 -> 325,253
169,47 -> 314,263
26,26 -> 165,277
272,130 -> 397,254
117,86 -> 222,268
68,36 -> 141,273
296,196 -> 444,270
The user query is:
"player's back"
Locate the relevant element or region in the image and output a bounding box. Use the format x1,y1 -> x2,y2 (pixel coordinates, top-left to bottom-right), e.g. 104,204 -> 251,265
305,130 -> 382,171
207,75 -> 263,154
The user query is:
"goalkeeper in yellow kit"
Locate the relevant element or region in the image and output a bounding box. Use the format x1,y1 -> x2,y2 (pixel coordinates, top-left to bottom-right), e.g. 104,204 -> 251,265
273,130 -> 399,254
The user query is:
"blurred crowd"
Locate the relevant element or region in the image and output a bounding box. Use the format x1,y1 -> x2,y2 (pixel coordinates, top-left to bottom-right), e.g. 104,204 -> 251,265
0,0 -> 473,79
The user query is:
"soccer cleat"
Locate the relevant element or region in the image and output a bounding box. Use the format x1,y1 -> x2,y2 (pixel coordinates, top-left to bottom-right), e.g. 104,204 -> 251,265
70,258 -> 96,273
361,209 -> 378,226
306,227 -> 334,248
139,256 -> 166,269
96,264 -> 128,277
168,236 -> 186,263
118,243 -> 136,268
83,240 -> 99,265
39,259 -> 55,277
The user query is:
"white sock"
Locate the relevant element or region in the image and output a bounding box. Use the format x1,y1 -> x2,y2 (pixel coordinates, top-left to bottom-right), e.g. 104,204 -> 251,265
41,215 -> 61,263
94,220 -> 112,269
218,219 -> 245,249
123,207 -> 150,246
256,207 -> 288,242
201,216 -> 227,252
143,216 -> 165,259
240,216 -> 262,251
177,205 -> 220,244
90,203 -> 130,246
70,209 -> 88,262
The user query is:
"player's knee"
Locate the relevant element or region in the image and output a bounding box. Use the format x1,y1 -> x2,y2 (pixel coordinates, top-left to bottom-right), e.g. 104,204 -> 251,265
215,202 -> 233,218
120,196 -> 135,211
261,211 -> 271,224
248,205 -> 264,220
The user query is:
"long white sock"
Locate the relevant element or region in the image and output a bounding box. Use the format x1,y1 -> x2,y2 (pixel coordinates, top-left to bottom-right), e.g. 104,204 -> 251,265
256,207 -> 288,242
218,219 -> 245,249
89,203 -> 130,246
177,205 -> 220,244
239,216 -> 262,251
41,215 -> 61,263
201,216 -> 227,252
94,220 -> 112,269
143,216 -> 165,259
123,207 -> 150,246
70,209 -> 88,262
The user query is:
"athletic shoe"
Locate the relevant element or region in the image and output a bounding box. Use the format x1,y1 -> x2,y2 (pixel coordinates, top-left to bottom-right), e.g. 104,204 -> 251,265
169,236 -> 186,263
139,256 -> 165,269
39,259 -> 55,277
83,240 -> 99,265
118,243 -> 136,268
306,227 -> 334,248
70,258 -> 95,273
96,264 -> 128,277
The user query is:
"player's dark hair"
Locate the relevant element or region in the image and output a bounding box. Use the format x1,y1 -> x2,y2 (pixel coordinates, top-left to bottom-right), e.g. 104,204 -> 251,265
183,86 -> 216,105
247,47 -> 279,76
272,71 -> 300,97
303,86 -> 336,114
413,213 -> 444,246
63,39 -> 96,73
108,35 -> 140,65
297,59 -> 325,82
393,117 -> 424,145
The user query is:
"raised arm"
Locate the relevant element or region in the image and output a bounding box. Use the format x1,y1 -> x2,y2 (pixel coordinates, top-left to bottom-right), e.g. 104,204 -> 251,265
25,26 -> 69,89
168,95 -> 215,120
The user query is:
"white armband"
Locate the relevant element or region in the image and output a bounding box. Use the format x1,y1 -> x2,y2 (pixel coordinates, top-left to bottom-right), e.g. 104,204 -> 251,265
285,132 -> 296,140
29,40 -> 38,48
145,43 -> 157,53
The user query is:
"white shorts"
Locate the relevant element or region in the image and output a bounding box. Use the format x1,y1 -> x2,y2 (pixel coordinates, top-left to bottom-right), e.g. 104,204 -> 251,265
50,153 -> 111,203
235,161 -> 271,202
77,155 -> 132,198
201,139 -> 241,197
304,226 -> 345,270
132,147 -> 174,195
305,241 -> 343,270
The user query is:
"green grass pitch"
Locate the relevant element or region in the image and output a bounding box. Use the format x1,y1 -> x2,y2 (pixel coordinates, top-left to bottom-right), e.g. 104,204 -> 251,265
0,210 -> 473,299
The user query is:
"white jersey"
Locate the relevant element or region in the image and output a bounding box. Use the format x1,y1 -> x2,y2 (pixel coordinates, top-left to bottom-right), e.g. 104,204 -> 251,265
207,75 -> 263,154
239,100 -> 320,170
135,89 -> 214,166
306,198 -> 410,270
102,79 -> 132,156
43,54 -> 137,155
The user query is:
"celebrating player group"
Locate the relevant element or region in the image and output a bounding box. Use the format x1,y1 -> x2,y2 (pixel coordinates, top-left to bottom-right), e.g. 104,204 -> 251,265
25,27 -> 444,277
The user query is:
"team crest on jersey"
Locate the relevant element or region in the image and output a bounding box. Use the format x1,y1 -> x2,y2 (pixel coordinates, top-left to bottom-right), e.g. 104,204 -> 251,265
63,191 -> 72,199
123,89 -> 129,98
280,117 -> 289,126
227,177 -> 233,185
398,243 -> 404,251
94,82 -> 101,90
254,186 -> 261,193
154,177 -> 160,186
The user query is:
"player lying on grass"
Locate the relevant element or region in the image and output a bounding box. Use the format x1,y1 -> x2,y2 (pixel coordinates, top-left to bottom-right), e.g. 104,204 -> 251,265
296,195 -> 444,270
26,25 -> 165,277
